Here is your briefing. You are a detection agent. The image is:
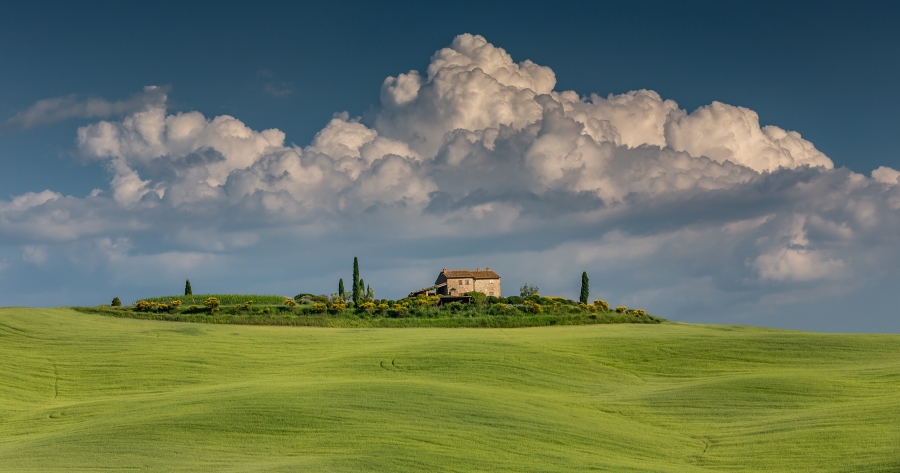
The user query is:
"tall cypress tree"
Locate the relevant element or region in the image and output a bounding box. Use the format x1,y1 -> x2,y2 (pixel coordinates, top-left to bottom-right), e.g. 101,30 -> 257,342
352,257 -> 360,303
338,278 -> 345,299
359,279 -> 366,302
579,272 -> 589,304
185,279 -> 192,296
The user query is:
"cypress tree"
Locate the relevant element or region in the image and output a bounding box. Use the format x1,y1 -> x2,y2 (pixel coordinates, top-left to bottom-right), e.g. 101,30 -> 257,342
185,279 -> 192,296
338,278 -> 345,299
579,272 -> 589,304
359,279 -> 366,301
352,257 -> 360,303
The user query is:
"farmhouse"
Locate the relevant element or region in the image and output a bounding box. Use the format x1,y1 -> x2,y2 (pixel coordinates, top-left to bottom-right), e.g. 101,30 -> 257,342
435,267 -> 501,297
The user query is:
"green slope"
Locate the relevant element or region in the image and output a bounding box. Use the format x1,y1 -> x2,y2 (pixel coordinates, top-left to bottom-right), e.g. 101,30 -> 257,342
0,308 -> 898,472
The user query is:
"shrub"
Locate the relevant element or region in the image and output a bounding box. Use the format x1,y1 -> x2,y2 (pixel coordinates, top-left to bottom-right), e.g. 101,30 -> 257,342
593,299 -> 609,311
376,303 -> 389,314
359,301 -> 376,315
171,300 -> 182,310
284,298 -> 297,309
134,300 -> 151,312
311,302 -> 327,314
391,303 -> 409,317
506,296 -> 523,305
204,297 -> 221,311
578,302 -> 589,311
627,309 -> 645,316
329,299 -> 346,314
466,291 -> 487,306
111,297 -> 121,307
615,305 -> 627,313
444,301 -> 463,312
487,296 -> 504,305
523,300 -> 542,314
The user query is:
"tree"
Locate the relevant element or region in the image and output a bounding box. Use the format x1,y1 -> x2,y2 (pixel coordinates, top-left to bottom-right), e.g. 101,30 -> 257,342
352,257 -> 360,303
580,272 -> 589,304
184,279 -> 192,296
111,297 -> 121,307
520,283 -> 539,297
366,284 -> 374,301
358,279 -> 366,302
338,278 -> 345,299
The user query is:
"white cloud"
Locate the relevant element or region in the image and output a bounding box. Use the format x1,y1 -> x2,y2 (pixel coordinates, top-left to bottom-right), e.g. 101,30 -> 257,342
2,34 -> 900,330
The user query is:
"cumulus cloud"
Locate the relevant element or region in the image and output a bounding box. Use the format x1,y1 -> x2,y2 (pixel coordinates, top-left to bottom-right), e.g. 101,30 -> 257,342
0,86 -> 169,131
2,33 -> 900,330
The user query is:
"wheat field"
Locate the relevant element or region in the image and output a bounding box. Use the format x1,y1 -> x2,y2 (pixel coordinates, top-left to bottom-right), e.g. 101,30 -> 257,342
1,307 -> 898,472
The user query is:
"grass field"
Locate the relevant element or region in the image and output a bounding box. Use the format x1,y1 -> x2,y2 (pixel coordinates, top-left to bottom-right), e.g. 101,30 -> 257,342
1,308 -> 898,472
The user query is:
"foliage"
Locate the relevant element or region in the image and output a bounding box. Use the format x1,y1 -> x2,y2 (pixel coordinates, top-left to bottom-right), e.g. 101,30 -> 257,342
615,305 -> 627,313
171,300 -> 182,309
366,285 -> 375,301
204,298 -> 220,313
283,298 -> 297,309
523,300 -> 542,313
143,294 -> 287,305
328,299 -> 346,314
593,299 -> 609,311
338,279 -> 345,300
111,297 -> 121,307
358,302 -> 376,315
506,296 -> 524,305
520,283 -> 539,297
311,302 -> 327,314
580,272 -> 589,304
184,279 -> 192,296
466,291 -> 487,305
352,257 -> 360,304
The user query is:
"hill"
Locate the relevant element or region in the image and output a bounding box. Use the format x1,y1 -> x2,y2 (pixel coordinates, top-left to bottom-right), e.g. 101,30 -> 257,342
1,308 -> 898,472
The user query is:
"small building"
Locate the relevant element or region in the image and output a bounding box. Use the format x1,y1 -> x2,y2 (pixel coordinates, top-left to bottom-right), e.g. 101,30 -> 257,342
435,267 -> 501,297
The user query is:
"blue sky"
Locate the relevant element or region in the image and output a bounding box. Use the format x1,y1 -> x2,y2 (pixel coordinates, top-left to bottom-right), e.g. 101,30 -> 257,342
2,1 -> 900,331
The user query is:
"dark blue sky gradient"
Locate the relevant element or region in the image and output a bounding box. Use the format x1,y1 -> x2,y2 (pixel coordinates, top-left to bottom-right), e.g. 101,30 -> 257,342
1,1 -> 899,193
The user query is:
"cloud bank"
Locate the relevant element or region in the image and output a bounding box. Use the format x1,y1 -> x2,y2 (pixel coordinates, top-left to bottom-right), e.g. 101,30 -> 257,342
2,34 -> 899,330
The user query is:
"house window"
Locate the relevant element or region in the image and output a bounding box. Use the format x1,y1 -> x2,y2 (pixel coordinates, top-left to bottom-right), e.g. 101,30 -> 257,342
489,291 -> 494,296
465,280 -> 469,285
459,280 -> 463,285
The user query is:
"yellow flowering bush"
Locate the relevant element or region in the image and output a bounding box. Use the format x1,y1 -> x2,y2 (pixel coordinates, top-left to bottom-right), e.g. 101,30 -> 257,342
523,300 -> 542,314
359,301 -> 376,314
204,297 -> 221,310
284,298 -> 297,309
311,302 -> 327,314
171,300 -> 182,310
134,300 -> 151,312
615,305 -> 627,313
593,300 -> 609,311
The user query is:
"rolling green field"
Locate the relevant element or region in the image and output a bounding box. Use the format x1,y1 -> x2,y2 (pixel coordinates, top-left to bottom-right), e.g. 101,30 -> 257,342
1,308 -> 898,472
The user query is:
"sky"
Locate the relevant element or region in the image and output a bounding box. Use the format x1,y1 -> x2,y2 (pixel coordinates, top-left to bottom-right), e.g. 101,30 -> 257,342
2,1 -> 900,332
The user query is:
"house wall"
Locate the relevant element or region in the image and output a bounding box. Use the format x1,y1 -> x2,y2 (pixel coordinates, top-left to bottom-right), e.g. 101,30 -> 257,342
446,277 -> 474,295
435,272 -> 501,297
473,278 -> 501,297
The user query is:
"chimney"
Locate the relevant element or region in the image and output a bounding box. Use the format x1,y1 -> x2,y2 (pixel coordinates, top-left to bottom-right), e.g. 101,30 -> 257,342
442,267 -> 447,274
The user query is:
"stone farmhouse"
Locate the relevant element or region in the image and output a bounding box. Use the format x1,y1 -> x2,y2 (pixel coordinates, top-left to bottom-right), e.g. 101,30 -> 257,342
435,268 -> 501,297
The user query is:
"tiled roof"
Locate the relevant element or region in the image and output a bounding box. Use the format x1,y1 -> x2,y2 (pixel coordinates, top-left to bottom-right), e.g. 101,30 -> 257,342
442,269 -> 500,279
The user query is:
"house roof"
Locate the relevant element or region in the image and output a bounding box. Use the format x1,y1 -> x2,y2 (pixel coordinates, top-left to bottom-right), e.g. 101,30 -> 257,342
441,268 -> 500,279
